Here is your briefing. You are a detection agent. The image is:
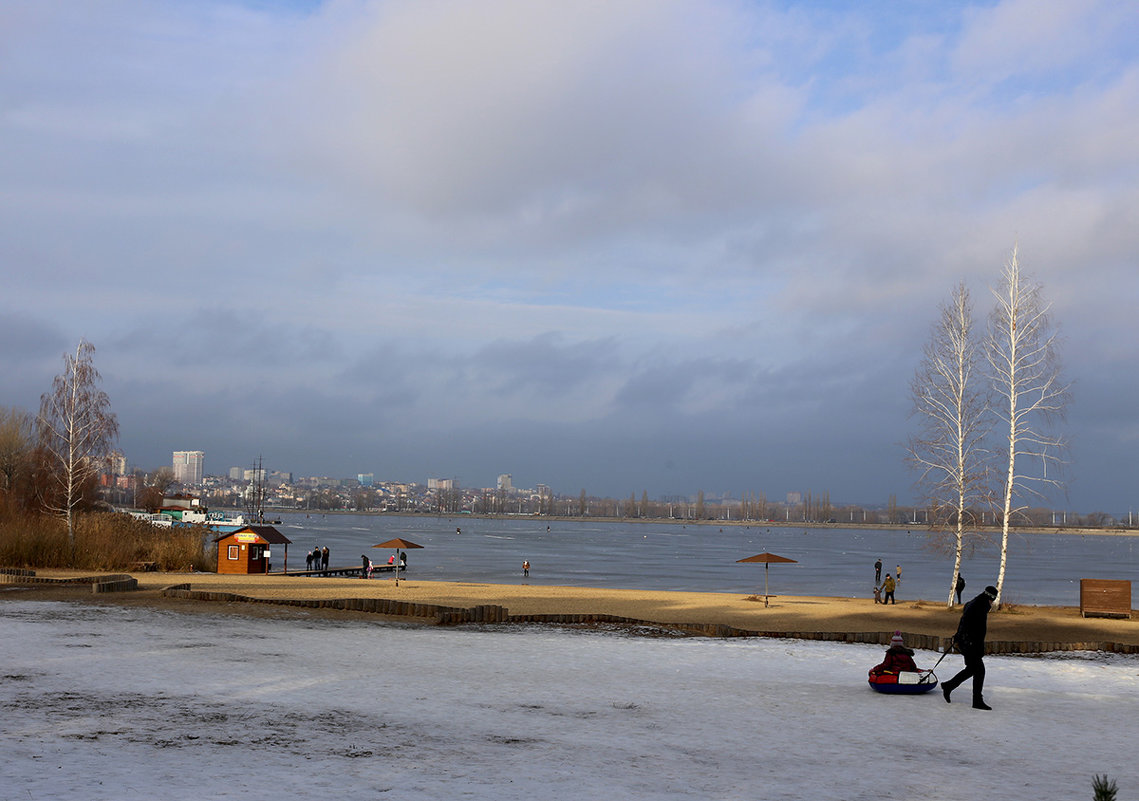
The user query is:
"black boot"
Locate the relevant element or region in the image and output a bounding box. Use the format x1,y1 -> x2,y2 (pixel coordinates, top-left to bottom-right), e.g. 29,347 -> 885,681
942,684 -> 953,703
972,698 -> 992,710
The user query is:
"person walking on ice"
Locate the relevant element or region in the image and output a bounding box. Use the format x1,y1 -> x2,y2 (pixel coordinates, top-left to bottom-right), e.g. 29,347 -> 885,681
881,574 -> 896,604
942,585 -> 998,710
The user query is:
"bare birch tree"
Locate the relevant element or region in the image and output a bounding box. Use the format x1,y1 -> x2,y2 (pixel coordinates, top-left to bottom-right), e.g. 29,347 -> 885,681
37,339 -> 119,548
908,283 -> 990,607
985,246 -> 1069,606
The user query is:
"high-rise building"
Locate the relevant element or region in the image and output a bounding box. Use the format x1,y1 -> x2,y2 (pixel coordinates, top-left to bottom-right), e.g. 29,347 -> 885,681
358,473 -> 374,487
497,474 -> 513,491
173,451 -> 204,484
109,451 -> 127,475
229,466 -> 244,481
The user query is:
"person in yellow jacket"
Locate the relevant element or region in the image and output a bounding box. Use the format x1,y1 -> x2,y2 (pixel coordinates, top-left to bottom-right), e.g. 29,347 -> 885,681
882,574 -> 897,604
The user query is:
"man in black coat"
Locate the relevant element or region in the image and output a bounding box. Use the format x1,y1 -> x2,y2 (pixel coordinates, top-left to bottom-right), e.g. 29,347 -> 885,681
942,585 -> 997,710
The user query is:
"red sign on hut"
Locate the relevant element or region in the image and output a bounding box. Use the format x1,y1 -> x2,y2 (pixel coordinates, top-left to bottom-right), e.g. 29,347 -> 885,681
214,525 -> 291,575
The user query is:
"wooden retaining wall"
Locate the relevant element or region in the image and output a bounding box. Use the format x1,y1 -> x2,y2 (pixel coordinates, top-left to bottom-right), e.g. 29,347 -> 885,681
155,586 -> 1139,655
1,569 -> 137,590
92,576 -> 139,594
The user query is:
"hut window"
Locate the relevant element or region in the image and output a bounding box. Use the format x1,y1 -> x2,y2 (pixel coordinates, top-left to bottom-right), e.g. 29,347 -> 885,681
227,545 -> 239,560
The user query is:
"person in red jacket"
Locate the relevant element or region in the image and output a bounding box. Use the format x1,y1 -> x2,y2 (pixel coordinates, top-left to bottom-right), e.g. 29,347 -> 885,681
872,631 -> 919,674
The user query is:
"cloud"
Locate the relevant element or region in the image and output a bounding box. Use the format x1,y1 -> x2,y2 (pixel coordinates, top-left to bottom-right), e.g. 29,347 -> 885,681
1,0 -> 1137,511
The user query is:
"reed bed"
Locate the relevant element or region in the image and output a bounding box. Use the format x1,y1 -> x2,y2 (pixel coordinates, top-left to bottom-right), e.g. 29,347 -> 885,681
0,509 -> 214,572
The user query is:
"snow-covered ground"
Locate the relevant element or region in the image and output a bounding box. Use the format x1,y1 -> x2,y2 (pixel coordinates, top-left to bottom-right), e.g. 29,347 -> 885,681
2,600 -> 1137,800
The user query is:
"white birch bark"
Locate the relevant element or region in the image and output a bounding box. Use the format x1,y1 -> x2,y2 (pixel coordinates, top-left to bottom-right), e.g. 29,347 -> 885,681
36,339 -> 119,550
985,246 -> 1069,607
908,282 -> 989,608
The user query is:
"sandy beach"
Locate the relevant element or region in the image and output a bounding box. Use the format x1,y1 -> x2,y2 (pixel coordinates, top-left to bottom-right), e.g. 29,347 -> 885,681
5,569 -> 1137,649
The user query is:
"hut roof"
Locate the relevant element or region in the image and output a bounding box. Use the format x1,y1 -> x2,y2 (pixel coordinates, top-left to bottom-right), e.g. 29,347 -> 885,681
213,525 -> 292,545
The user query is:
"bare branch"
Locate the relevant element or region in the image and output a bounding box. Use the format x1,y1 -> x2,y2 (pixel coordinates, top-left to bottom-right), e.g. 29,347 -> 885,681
36,339 -> 119,549
985,245 -> 1071,605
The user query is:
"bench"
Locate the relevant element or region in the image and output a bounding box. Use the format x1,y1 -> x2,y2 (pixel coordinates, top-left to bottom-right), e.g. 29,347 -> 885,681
1080,579 -> 1132,619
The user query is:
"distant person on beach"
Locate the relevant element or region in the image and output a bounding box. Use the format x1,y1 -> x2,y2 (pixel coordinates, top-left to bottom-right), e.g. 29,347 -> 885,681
872,631 -> 919,674
873,585 -> 882,604
306,551 -> 313,570
321,547 -> 329,570
882,574 -> 896,604
955,575 -> 966,605
361,554 -> 369,578
942,585 -> 997,710
523,560 -> 530,577
896,564 -> 902,583
874,559 -> 882,584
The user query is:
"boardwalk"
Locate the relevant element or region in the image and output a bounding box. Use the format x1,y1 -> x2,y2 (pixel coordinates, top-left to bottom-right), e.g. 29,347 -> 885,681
276,564 -> 406,578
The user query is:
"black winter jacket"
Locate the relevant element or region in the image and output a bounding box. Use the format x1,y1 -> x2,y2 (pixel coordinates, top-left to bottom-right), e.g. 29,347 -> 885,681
953,592 -> 992,650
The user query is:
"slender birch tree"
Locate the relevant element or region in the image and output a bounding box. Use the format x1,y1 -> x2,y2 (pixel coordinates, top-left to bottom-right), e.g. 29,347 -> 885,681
985,246 -> 1069,606
37,339 -> 119,548
908,283 -> 990,607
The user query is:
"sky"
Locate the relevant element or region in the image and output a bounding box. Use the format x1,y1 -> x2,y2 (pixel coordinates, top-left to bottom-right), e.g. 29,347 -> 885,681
4,599 -> 1139,799
1,0 -> 1136,513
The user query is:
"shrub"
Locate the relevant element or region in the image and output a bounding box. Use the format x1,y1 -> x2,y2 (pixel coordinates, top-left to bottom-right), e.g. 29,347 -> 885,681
0,508 -> 214,572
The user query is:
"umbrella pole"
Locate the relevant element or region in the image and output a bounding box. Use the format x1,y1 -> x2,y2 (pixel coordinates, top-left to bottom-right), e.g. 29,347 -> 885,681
764,563 -> 769,607
394,549 -> 399,586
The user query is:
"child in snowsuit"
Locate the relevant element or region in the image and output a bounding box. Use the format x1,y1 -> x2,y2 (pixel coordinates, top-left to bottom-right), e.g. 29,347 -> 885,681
872,631 -> 919,674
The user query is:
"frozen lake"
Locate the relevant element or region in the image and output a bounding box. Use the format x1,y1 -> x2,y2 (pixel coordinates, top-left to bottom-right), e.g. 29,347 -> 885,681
2,600 -> 1137,800
276,513 -> 1139,607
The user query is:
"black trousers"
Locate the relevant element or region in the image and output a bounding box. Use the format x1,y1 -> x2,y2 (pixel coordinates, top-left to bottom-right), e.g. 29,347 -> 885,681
884,591 -> 895,604
945,645 -> 986,701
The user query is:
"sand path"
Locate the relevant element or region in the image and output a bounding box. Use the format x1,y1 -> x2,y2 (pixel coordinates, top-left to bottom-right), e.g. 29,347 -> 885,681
5,569 -> 1137,648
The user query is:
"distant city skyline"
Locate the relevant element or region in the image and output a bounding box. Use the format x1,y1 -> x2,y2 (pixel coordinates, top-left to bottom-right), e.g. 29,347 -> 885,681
3,2 -> 1136,517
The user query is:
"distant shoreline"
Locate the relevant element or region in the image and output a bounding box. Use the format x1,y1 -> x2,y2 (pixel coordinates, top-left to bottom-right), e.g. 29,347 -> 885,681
250,509 -> 1139,537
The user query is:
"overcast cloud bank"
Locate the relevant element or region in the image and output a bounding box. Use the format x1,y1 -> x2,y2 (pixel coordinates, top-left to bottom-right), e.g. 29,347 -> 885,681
1,1 -> 1136,511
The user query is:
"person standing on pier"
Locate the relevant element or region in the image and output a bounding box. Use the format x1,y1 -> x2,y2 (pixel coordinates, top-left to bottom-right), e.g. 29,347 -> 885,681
321,546 -> 329,570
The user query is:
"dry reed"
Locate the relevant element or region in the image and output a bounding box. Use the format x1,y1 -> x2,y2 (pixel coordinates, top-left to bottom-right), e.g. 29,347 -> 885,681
0,509 -> 214,571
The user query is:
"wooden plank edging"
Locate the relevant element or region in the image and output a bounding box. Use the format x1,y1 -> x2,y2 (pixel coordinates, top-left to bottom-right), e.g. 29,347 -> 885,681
152,586 -> 1139,654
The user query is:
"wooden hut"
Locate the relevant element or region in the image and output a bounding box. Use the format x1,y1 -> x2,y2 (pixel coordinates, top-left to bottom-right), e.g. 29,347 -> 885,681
214,525 -> 292,575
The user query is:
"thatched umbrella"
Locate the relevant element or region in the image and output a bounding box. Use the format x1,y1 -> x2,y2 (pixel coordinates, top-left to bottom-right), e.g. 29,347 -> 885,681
373,538 -> 423,586
736,552 -> 797,607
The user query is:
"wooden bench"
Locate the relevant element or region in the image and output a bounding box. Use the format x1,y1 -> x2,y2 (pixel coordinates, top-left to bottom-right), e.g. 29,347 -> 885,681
1080,579 -> 1131,619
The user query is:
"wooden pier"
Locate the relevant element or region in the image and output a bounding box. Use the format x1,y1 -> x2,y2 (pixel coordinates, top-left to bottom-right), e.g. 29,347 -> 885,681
275,564 -> 406,578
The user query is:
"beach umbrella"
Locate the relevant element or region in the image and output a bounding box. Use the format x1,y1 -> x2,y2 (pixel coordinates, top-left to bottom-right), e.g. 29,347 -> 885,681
736,552 -> 797,607
373,538 -> 423,585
